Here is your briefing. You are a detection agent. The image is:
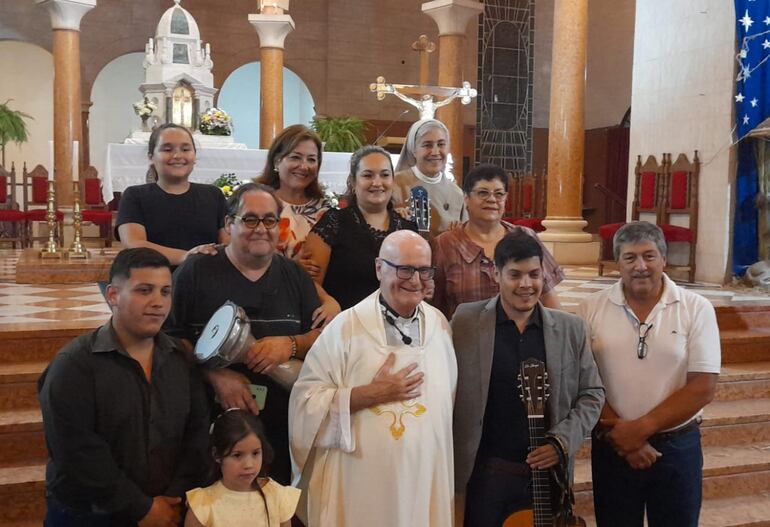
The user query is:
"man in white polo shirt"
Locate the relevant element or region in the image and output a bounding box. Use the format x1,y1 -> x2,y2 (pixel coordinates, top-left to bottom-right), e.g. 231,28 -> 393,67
578,221 -> 720,527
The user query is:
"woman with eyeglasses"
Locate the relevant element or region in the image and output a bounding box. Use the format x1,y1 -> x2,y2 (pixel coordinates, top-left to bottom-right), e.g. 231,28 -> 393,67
302,145 -> 418,310
256,125 -> 331,261
431,163 -> 564,319
116,123 -> 227,266
392,118 -> 466,237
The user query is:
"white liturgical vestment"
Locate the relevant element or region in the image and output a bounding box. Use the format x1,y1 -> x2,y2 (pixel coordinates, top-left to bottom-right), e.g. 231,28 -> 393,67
289,291 -> 457,527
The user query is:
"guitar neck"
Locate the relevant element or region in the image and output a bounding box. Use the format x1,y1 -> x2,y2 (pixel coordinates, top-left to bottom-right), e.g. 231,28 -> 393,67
528,415 -> 553,527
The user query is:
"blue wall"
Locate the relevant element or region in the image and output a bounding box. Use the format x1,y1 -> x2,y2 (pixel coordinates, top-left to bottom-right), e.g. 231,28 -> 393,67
218,63 -> 315,149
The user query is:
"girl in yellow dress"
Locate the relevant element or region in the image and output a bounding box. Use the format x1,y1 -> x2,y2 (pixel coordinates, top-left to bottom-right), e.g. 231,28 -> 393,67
185,409 -> 300,527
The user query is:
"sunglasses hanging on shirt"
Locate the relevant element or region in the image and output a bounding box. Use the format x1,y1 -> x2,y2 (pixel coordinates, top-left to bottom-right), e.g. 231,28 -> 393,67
637,323 -> 653,359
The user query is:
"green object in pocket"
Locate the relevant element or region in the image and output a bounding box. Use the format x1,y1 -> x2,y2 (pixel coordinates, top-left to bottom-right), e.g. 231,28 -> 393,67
249,384 -> 268,411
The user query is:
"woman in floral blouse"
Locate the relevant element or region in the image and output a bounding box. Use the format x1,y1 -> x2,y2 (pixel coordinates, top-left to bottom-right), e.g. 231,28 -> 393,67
256,124 -> 339,326
256,125 -> 332,260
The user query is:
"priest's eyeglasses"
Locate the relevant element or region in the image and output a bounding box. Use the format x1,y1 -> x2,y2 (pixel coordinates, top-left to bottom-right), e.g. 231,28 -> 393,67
637,323 -> 653,359
469,189 -> 508,201
381,259 -> 436,280
233,214 -> 280,230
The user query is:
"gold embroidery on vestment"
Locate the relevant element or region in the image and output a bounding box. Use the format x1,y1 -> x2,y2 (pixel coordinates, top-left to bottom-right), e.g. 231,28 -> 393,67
370,400 -> 427,439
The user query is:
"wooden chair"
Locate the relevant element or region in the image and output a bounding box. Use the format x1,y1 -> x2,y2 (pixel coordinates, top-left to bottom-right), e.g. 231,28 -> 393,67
22,163 -> 64,248
598,154 -> 665,275
505,170 -> 546,232
79,166 -> 113,247
0,163 -> 26,248
659,151 -> 700,282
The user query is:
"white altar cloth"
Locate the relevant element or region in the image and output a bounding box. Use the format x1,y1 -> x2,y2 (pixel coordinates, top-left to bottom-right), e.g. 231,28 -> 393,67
103,143 -> 399,204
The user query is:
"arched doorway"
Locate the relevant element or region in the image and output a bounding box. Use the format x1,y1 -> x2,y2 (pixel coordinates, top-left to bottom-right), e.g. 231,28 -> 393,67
0,41 -> 53,173
89,52 -> 146,181
218,63 -> 315,149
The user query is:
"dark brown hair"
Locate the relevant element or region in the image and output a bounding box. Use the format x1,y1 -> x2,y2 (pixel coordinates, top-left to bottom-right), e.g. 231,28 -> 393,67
344,145 -> 394,209
208,409 -> 274,489
225,182 -> 284,218
109,247 -> 171,283
255,124 -> 324,200
146,123 -> 196,182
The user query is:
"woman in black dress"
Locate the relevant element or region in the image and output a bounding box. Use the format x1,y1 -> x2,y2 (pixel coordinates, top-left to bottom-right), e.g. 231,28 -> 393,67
302,145 -> 417,310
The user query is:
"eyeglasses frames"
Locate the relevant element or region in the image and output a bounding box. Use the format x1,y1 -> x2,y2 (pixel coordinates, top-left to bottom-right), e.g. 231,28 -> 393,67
637,322 -> 653,359
380,258 -> 435,280
232,214 -> 280,230
469,189 -> 508,202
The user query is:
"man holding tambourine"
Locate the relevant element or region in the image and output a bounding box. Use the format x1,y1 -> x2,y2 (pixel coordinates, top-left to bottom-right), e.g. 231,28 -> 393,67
165,182 -> 322,486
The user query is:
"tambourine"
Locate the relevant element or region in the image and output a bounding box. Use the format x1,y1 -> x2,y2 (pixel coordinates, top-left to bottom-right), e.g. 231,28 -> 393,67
194,301 -> 302,391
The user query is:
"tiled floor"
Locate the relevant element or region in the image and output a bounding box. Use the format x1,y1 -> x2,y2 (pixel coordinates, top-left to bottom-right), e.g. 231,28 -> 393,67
554,266 -> 770,310
0,250 -> 769,331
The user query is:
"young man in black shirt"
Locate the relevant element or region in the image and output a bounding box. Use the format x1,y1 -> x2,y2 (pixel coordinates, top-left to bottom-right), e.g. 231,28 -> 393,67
451,231 -> 604,526
166,182 -> 322,484
39,248 -> 210,526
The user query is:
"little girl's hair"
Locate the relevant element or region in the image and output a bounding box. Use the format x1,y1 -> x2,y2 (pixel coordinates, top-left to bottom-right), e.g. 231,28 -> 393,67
209,408 -> 274,489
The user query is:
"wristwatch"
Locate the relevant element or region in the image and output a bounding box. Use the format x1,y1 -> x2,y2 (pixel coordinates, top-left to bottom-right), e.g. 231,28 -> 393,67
289,335 -> 298,359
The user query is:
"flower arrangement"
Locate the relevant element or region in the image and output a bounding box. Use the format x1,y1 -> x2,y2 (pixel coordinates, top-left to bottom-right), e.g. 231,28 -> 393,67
199,108 -> 233,136
213,173 -> 242,197
132,97 -> 157,119
320,182 -> 342,209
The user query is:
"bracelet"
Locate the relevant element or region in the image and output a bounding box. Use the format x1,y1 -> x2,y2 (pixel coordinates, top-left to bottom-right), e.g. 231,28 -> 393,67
289,335 -> 298,359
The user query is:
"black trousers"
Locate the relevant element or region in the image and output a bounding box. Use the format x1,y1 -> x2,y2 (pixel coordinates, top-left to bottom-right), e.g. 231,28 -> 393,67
464,460 -> 533,527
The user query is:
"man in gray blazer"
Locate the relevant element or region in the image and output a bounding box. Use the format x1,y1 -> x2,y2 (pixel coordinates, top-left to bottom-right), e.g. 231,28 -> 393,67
452,230 -> 604,527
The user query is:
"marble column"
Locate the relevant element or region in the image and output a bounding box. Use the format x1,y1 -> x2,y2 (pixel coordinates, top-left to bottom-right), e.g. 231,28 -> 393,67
422,0 -> 482,185
37,0 -> 95,206
248,12 -> 295,149
539,0 -> 592,244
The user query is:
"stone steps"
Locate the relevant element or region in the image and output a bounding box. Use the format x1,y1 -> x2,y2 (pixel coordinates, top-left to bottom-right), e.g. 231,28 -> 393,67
0,408 -> 45,468
0,465 -> 46,524
580,493 -> 770,527
720,329 -> 770,364
715,305 -> 770,364
0,328 -> 83,365
714,305 -> 770,331
0,361 -> 46,412
716,362 -> 770,400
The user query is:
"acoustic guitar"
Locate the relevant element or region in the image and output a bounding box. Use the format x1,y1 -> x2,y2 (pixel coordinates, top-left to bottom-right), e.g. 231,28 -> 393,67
503,358 -> 586,527
410,185 -> 430,238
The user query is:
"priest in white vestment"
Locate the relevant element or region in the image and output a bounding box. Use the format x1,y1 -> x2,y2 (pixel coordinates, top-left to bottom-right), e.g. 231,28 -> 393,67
289,231 -> 457,527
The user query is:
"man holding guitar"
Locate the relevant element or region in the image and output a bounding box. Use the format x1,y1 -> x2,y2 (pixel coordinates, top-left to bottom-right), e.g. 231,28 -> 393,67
452,230 -> 604,526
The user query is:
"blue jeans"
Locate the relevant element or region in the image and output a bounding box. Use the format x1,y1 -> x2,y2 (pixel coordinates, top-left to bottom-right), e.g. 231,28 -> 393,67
592,427 -> 703,527
44,497 -> 134,527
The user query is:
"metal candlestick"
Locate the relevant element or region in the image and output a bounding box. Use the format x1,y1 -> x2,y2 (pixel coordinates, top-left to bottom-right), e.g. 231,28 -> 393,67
67,181 -> 89,259
39,179 -> 62,259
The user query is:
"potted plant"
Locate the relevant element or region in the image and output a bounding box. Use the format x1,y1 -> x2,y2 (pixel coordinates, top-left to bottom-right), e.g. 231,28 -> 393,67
311,115 -> 366,152
0,100 -> 33,168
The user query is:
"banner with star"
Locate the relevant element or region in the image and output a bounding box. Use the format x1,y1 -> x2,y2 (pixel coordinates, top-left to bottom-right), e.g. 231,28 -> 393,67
736,1 -> 770,137
733,0 -> 765,272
